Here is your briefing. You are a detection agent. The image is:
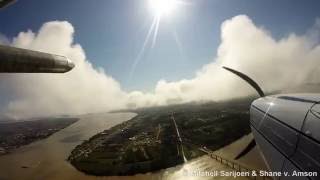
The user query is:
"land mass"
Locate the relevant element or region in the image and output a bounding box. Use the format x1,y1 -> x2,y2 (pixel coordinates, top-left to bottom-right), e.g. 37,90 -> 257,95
69,97 -> 255,176
0,117 -> 78,155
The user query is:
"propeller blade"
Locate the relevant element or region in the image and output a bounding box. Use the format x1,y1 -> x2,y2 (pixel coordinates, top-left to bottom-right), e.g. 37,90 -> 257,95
234,139 -> 256,160
222,67 -> 262,159
222,66 -> 265,97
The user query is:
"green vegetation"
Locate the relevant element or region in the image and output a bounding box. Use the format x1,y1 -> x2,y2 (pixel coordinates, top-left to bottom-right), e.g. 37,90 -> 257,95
69,96 -> 255,176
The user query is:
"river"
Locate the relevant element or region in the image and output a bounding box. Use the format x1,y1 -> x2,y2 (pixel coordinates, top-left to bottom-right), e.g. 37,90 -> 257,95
0,113 -> 261,180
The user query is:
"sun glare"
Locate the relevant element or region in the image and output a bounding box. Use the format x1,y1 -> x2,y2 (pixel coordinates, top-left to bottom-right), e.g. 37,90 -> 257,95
130,0 -> 184,78
149,0 -> 179,17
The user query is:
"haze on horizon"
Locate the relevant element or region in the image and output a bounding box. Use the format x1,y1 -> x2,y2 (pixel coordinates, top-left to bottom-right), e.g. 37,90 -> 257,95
1,0 -> 320,119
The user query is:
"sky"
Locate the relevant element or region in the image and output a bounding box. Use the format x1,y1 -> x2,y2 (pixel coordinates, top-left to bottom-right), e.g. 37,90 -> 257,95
1,0 -> 320,91
1,0 -> 320,118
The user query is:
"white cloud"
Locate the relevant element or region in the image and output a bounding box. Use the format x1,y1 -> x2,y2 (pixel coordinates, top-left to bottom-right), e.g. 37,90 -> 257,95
128,15 -> 320,107
0,21 -> 127,118
1,15 -> 320,118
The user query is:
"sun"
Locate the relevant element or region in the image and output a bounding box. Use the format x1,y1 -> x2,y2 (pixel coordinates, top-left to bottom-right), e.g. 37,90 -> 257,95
148,0 -> 179,17
130,0 -> 184,77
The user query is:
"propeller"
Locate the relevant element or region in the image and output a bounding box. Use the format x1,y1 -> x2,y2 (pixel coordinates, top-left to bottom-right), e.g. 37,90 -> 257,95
234,139 -> 256,160
222,66 -> 265,160
222,66 -> 265,97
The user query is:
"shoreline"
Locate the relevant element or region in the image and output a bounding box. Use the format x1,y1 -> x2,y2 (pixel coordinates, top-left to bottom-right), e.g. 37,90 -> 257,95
0,117 -> 79,155
0,112 -> 137,180
68,99 -> 253,176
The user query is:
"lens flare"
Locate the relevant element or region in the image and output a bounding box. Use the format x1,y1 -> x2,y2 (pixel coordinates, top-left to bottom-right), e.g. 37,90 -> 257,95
128,0 -> 185,80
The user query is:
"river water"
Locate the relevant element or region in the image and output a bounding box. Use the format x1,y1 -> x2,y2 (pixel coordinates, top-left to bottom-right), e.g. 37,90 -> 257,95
0,113 -> 259,180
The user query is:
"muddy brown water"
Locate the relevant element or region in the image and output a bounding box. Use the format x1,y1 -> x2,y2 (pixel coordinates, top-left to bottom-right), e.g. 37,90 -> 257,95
0,113 -> 265,180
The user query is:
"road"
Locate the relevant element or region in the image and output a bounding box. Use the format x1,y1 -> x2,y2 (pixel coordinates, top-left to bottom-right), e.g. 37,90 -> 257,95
171,112 -> 187,162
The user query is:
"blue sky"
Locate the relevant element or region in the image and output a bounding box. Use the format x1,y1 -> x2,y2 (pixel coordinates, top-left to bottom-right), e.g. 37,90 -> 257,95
1,0 -> 320,91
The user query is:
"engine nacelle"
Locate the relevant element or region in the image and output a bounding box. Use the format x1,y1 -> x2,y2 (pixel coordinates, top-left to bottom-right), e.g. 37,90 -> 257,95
0,45 -> 75,73
250,94 -> 320,179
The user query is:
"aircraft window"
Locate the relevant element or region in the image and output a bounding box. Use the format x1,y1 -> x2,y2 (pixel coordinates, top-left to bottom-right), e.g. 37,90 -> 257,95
303,109 -> 320,142
311,110 -> 320,119
292,111 -> 320,174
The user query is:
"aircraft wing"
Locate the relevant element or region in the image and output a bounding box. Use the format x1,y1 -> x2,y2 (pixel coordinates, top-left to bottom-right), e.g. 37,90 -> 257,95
0,1 -> 75,73
0,0 -> 15,9
0,45 -> 75,73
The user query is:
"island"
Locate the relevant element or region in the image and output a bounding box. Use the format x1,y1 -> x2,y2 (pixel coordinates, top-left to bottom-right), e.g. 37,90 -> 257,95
68,96 -> 254,176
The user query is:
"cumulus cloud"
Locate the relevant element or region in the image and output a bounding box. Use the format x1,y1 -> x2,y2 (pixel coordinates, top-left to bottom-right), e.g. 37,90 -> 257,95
128,15 -> 320,107
0,21 -> 127,118
1,15 -> 320,118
